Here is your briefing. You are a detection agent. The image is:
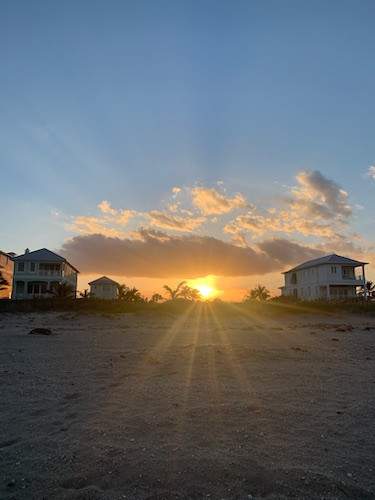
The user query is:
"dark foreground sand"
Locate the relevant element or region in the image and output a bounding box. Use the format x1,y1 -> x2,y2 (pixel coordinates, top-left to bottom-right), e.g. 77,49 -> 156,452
1,308 -> 375,499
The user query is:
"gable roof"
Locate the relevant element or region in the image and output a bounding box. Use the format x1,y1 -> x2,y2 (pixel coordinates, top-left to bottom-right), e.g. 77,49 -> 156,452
283,254 -> 368,274
88,276 -> 119,286
13,248 -> 79,273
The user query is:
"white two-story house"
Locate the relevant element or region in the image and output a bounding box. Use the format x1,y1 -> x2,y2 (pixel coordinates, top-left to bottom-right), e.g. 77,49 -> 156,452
11,248 -> 79,299
89,276 -> 119,299
281,254 -> 368,300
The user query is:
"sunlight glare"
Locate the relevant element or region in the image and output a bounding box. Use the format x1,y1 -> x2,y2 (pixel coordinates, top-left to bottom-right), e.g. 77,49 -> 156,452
188,276 -> 219,300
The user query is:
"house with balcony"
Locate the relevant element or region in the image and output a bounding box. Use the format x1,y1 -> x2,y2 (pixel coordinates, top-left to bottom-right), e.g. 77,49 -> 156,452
11,248 -> 79,299
0,250 -> 15,299
89,276 -> 119,299
280,254 -> 368,300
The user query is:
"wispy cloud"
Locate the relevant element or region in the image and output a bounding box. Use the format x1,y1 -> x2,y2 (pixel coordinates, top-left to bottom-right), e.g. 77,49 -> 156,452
225,170 -> 353,241
146,210 -> 205,232
69,216 -> 125,238
191,186 -> 248,215
367,165 -> 375,180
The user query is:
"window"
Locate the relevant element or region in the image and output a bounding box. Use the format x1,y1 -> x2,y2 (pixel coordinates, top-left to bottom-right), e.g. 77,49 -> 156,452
291,273 -> 297,284
342,267 -> 354,279
16,281 -> 24,293
30,262 -> 36,272
331,266 -> 337,274
39,263 -> 61,274
18,262 -> 25,272
27,282 -> 48,295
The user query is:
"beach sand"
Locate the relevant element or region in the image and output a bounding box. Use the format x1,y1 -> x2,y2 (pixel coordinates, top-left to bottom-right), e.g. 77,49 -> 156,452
1,309 -> 375,499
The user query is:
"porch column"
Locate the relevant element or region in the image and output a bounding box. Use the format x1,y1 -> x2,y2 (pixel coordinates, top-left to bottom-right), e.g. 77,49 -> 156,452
362,264 -> 367,300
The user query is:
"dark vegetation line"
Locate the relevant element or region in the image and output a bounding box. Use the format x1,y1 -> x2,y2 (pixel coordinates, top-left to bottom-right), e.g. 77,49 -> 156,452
1,297 -> 375,315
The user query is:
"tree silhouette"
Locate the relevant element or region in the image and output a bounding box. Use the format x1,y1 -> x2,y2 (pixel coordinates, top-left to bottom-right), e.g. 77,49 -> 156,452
366,281 -> 375,297
117,284 -> 144,303
79,289 -> 90,299
117,284 -> 129,300
358,281 -> 375,298
179,285 -> 201,301
123,287 -> 144,303
48,282 -> 75,299
244,284 -> 270,302
163,281 -> 186,300
150,293 -> 163,303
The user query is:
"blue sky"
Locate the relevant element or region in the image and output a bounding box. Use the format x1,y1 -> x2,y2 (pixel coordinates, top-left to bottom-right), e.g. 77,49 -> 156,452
1,1 -> 375,291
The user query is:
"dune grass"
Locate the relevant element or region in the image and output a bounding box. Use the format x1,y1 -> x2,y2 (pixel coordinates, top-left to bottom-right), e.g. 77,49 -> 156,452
1,296 -> 375,316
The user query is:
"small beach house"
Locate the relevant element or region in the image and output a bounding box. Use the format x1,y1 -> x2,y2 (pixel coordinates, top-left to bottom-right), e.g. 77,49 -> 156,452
281,254 -> 368,300
11,248 -> 79,299
89,276 -> 119,299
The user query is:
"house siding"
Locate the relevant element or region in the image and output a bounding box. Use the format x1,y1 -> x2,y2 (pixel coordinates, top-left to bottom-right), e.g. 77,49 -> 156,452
12,257 -> 78,299
89,283 -> 118,300
282,263 -> 364,301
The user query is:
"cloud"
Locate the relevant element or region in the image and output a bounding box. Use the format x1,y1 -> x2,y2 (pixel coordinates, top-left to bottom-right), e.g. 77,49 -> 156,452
292,170 -> 352,219
225,170 -> 352,240
98,200 -> 116,215
60,231 -> 323,278
69,216 -> 125,238
115,209 -> 137,225
96,200 -> 137,225
367,165 -> 375,180
146,210 -> 205,232
191,186 -> 248,215
257,238 -> 324,264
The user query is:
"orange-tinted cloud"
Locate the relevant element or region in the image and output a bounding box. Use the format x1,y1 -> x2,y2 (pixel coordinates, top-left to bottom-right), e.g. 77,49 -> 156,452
145,210 -> 205,232
60,231 -> 323,278
191,186 -> 248,215
225,170 -> 353,240
69,216 -> 125,237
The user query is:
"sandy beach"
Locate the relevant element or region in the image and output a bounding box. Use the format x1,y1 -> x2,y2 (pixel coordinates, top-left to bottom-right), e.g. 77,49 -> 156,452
1,309 -> 375,499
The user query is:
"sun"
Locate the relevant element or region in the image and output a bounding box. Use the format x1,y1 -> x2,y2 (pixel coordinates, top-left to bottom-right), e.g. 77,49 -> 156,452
187,276 -> 219,300
196,283 -> 215,299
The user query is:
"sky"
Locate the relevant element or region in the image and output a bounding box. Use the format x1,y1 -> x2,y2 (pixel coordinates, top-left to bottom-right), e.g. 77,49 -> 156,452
1,1 -> 375,299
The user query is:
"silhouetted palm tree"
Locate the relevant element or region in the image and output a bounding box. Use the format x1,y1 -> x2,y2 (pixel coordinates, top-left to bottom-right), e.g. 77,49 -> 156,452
163,281 -> 186,300
150,293 -> 163,303
117,284 -> 129,300
366,281 -> 375,297
48,282 -> 75,299
358,281 -> 375,298
244,284 -> 270,302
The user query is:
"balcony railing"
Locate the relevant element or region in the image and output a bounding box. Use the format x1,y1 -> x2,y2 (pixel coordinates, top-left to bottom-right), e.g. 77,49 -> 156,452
38,270 -> 62,276
342,274 -> 363,281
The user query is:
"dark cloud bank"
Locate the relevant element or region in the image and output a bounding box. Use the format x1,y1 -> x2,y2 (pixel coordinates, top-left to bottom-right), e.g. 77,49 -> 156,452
60,231 -> 323,278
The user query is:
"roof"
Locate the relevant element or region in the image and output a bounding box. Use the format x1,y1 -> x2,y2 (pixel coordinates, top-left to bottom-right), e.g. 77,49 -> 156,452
13,248 -> 79,273
283,254 -> 368,274
88,276 -> 119,286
